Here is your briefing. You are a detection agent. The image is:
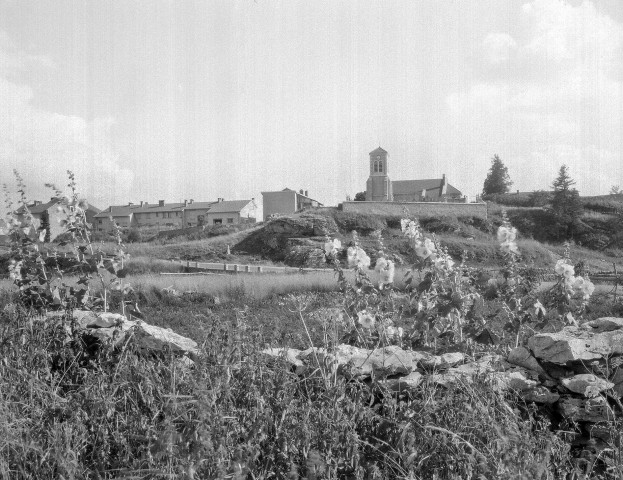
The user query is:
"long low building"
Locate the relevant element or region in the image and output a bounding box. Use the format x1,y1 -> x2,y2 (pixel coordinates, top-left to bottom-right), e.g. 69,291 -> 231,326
94,198 -> 258,232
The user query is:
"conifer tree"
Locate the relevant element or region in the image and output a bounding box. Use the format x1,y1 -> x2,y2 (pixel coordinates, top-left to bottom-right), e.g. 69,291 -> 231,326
482,155 -> 513,197
550,164 -> 583,239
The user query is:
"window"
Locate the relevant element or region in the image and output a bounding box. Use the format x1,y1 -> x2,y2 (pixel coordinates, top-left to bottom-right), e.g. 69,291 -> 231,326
98,219 -> 102,224
213,218 -> 222,225
156,212 -> 159,218
374,161 -> 379,173
378,161 -> 383,173
227,218 -> 234,224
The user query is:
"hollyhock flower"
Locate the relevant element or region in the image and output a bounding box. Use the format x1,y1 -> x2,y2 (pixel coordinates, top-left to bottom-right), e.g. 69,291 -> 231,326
324,238 -> 341,257
357,310 -> 375,329
347,246 -> 371,269
415,238 -> 436,259
555,259 -> 575,279
376,258 -> 395,288
401,219 -> 420,240
497,225 -> 517,244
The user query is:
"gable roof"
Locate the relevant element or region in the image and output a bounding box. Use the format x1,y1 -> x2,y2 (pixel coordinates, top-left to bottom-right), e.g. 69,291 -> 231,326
94,205 -> 137,218
206,200 -> 252,214
16,199 -> 100,215
369,146 -> 387,155
392,179 -> 462,196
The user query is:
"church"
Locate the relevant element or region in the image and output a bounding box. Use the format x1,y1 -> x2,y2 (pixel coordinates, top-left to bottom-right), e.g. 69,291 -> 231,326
365,147 -> 464,202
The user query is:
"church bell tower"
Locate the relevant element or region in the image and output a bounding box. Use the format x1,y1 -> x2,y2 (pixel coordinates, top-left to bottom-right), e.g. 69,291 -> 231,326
365,147 -> 393,201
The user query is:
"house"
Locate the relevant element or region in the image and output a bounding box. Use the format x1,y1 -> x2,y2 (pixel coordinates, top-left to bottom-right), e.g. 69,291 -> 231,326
15,198 -> 100,241
94,198 -> 258,232
261,188 -> 323,221
204,198 -> 258,225
366,147 -> 464,202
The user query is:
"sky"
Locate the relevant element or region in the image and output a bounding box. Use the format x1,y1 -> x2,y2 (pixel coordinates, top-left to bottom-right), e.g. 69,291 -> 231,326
0,0 -> 621,211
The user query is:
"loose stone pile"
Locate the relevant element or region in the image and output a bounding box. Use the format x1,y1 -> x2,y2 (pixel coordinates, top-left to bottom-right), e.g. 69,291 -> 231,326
263,317 -> 623,449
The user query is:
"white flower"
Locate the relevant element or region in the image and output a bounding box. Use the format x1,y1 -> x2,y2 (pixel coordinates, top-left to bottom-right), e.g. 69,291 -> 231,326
555,259 -> 575,279
385,326 -> 396,337
574,276 -> 595,299
397,327 -> 404,338
377,259 -> 395,288
357,310 -> 375,329
347,246 -> 371,269
497,226 -> 517,244
433,254 -> 454,271
324,238 -> 342,257
401,219 -> 420,240
415,238 -> 436,259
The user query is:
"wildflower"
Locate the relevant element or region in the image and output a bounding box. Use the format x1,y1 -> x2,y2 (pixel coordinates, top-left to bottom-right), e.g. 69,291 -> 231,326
77,198 -> 89,210
555,259 -> 575,279
573,276 -> 595,299
432,254 -> 454,271
376,258 -> 395,288
347,246 -> 371,269
397,327 -> 404,337
497,225 -> 517,244
324,238 -> 341,257
497,225 -> 519,255
357,310 -> 375,329
401,219 -> 420,240
415,238 -> 436,259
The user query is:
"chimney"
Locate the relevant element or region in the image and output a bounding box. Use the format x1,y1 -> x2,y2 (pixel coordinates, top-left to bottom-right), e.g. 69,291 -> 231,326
299,189 -> 304,195
304,190 -> 308,197
128,202 -> 134,206
33,200 -> 42,206
189,199 -> 194,204
140,201 -> 144,207
184,199 -> 188,207
159,200 -> 165,207
51,197 -> 57,202
218,197 -> 223,203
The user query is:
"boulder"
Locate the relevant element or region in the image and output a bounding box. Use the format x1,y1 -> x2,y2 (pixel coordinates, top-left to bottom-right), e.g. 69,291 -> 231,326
528,319 -> 623,364
561,374 -> 614,398
48,310 -> 199,358
507,346 -> 549,377
309,345 -> 414,378
284,245 -> 327,268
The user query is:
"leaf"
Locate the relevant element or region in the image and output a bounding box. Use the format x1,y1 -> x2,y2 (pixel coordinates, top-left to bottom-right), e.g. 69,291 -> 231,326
116,268 -> 128,278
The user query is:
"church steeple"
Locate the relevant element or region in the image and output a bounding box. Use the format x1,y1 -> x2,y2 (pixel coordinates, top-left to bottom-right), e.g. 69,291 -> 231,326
369,147 -> 388,176
366,146 -> 392,201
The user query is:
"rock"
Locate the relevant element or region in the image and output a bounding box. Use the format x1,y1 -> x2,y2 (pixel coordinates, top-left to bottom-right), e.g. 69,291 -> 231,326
420,351 -> 465,370
284,245 -> 327,268
561,374 -> 614,398
584,317 -> 623,333
132,322 -> 199,356
381,372 -> 423,392
557,396 -> 613,423
50,310 -> 199,358
317,344 -> 414,378
261,347 -> 307,374
507,346 -> 549,377
528,321 -> 623,364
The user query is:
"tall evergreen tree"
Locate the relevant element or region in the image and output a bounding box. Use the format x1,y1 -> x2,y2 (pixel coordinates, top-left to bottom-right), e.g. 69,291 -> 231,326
482,155 -> 513,197
550,164 -> 583,239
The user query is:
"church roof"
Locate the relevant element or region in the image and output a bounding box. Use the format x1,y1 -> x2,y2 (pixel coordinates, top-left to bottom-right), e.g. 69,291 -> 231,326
369,146 -> 387,155
392,179 -> 462,196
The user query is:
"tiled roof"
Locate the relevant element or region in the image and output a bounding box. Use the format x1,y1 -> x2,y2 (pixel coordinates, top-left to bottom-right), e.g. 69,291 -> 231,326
206,200 -> 252,214
94,205 -> 137,218
392,179 -> 462,196
16,199 -> 100,215
369,146 -> 388,155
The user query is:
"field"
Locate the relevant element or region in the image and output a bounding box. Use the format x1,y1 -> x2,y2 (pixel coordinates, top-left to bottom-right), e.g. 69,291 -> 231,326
2,206 -> 623,479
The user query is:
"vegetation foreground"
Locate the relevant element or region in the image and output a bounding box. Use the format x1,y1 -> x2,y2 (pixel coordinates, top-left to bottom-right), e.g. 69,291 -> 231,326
1,173 -> 623,479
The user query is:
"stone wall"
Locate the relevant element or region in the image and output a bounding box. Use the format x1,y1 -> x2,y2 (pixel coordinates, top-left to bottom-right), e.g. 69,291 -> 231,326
341,201 -> 488,219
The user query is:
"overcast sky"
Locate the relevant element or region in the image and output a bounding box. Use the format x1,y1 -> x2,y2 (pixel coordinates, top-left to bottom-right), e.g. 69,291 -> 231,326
0,0 -> 621,210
